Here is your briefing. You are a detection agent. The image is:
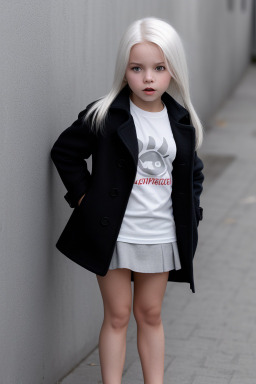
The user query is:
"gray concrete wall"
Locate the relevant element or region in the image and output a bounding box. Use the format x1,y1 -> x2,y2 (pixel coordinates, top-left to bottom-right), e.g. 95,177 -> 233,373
0,0 -> 252,383
252,0 -> 256,57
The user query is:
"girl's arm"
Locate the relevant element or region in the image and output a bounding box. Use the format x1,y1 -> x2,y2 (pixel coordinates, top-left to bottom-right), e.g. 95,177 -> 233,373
193,152 -> 204,224
50,109 -> 97,208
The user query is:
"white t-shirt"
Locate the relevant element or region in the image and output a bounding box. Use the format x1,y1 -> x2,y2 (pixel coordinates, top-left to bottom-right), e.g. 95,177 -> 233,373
117,99 -> 177,244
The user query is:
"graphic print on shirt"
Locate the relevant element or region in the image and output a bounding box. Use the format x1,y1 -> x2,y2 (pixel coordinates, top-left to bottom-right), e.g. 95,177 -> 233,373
134,135 -> 172,186
137,136 -> 169,177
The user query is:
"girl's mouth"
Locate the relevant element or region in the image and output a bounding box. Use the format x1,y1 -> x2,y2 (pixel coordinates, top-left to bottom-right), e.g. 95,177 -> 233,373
143,88 -> 155,95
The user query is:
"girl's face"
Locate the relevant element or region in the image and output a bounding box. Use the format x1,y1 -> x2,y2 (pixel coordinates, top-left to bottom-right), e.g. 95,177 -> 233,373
125,42 -> 172,112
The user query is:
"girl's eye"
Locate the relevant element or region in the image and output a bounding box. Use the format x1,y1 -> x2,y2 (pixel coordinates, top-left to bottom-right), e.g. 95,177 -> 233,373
131,67 -> 141,72
156,65 -> 165,71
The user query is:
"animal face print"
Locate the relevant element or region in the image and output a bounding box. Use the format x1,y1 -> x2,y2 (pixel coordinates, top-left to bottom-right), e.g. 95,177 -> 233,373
137,136 -> 169,177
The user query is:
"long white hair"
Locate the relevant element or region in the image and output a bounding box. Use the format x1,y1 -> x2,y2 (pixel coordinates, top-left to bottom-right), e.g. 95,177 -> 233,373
84,17 -> 203,149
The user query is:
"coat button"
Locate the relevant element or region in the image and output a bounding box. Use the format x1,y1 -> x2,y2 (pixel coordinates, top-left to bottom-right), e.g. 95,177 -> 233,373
117,158 -> 126,168
100,216 -> 110,227
110,188 -> 119,197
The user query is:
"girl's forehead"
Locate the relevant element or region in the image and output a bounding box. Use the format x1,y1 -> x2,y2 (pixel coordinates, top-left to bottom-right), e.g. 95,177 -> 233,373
129,42 -> 165,62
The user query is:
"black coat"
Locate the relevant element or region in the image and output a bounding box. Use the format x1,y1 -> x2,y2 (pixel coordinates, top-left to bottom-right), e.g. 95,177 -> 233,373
50,85 -> 204,293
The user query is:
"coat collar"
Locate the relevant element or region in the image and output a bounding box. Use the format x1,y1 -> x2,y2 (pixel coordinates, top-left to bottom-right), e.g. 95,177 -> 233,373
110,84 -> 190,123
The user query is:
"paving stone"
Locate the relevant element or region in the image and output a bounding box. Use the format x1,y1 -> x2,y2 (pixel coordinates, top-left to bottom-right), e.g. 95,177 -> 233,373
192,376 -> 230,384
230,377 -> 256,384
122,359 -> 144,382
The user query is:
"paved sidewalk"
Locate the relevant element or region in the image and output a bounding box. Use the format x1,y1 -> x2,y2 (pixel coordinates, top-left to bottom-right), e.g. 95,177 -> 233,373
59,65 -> 256,384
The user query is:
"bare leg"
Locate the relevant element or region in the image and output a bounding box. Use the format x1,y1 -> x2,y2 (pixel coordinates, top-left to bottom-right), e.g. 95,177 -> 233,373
133,271 -> 169,384
96,269 -> 132,384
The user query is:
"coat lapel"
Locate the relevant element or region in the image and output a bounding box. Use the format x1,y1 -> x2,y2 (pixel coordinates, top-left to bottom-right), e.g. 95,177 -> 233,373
117,118 -> 139,168
167,117 -> 195,164
162,92 -> 196,163
110,86 -> 139,168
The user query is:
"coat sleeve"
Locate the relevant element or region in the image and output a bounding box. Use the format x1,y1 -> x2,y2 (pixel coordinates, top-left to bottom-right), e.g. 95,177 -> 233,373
50,109 -> 97,208
193,151 -> 204,224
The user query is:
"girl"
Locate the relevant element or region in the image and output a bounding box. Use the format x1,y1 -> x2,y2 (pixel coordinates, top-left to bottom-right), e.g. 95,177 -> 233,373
51,17 -> 204,384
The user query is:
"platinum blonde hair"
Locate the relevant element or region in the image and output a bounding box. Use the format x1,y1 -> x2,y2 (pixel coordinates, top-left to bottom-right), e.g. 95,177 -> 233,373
85,17 -> 203,149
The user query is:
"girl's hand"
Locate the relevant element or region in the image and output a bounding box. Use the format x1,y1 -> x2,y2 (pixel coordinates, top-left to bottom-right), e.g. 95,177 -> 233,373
78,194 -> 85,206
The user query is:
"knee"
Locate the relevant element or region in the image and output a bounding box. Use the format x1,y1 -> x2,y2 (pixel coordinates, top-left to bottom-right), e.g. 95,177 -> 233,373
133,305 -> 162,327
106,306 -> 131,330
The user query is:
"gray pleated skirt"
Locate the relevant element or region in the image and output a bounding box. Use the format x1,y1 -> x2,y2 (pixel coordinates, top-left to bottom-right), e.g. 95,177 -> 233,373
108,241 -> 181,273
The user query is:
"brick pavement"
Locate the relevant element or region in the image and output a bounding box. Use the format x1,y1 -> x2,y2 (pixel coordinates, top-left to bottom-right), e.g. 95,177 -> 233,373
59,65 -> 256,384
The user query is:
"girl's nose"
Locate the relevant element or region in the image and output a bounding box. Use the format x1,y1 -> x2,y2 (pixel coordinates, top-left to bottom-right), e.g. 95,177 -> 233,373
144,70 -> 154,83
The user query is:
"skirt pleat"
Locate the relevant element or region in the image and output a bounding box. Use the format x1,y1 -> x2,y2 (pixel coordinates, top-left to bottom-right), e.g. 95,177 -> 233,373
108,241 -> 181,273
